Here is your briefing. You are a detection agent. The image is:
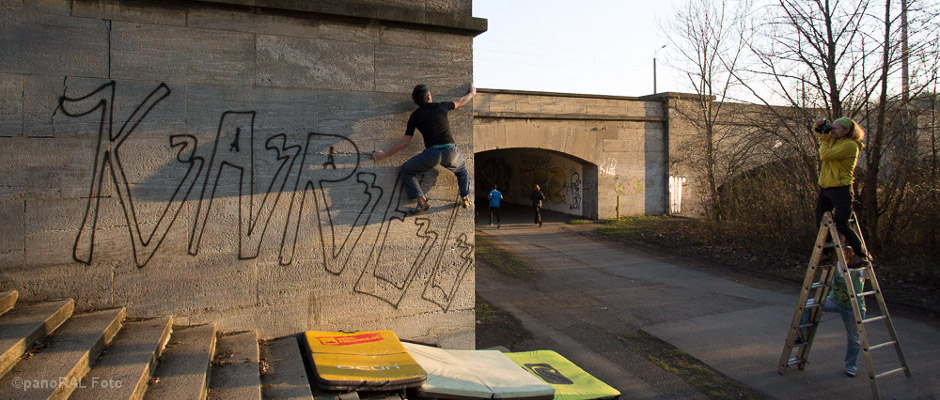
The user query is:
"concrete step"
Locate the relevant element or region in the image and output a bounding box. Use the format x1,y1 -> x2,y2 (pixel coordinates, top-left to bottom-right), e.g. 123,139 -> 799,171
0,307 -> 125,400
259,336 -> 314,400
0,298 -> 74,380
144,324 -> 216,400
0,290 -> 17,317
70,316 -> 173,400
208,331 -> 261,400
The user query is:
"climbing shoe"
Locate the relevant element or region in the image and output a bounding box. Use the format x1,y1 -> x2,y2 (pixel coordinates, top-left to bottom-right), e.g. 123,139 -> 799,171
409,198 -> 430,215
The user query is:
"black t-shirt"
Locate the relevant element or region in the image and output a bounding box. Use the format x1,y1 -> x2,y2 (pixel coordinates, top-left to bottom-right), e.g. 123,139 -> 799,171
405,102 -> 456,148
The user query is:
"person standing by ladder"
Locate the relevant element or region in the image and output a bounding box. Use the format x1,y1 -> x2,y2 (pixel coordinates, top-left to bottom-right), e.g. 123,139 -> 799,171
797,249 -> 867,377
813,117 -> 871,268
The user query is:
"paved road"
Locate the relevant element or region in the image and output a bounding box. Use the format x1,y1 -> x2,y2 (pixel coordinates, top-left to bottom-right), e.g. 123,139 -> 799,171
475,208 -> 940,399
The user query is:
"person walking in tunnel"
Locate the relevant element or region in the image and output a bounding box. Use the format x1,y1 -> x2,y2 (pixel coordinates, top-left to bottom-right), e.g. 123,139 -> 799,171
488,185 -> 502,228
373,84 -> 476,214
812,117 -> 871,268
531,184 -> 545,227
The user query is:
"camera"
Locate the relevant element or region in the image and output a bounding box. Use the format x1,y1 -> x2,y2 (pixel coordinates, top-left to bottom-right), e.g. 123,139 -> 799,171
814,121 -> 832,134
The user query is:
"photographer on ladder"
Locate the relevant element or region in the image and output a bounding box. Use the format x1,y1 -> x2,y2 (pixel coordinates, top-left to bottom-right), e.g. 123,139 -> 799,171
813,117 -> 872,268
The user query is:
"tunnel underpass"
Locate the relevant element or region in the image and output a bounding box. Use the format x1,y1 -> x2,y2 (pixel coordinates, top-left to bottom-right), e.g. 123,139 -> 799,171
473,148 -> 597,221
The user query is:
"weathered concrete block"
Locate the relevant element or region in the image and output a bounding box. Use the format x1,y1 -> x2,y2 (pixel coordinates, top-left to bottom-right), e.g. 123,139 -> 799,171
110,22 -> 255,85
25,76 -> 187,139
0,73 -> 21,137
2,262 -> 114,308
374,45 -> 471,93
187,5 -> 318,38
184,84 -> 319,145
113,255 -> 258,316
0,13 -> 108,77
0,199 -> 24,257
317,91 -> 410,140
256,35 -> 374,91
24,197 -> 109,267
379,27 -> 469,52
0,137 -> 97,199
319,20 -> 379,43
427,0 -> 471,17
2,0 -> 70,15
72,0 -> 187,26
603,138 -> 643,153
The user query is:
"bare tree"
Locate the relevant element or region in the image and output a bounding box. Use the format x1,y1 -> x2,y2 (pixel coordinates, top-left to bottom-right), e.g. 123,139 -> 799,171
664,0 -> 752,223
728,0 -> 940,253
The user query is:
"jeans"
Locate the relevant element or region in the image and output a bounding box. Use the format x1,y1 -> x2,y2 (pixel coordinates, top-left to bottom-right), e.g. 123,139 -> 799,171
815,185 -> 867,259
400,145 -> 470,200
800,297 -> 863,373
489,206 -> 501,224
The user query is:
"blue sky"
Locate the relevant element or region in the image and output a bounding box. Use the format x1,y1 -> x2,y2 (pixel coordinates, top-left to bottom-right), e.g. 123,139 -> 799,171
472,0 -> 684,97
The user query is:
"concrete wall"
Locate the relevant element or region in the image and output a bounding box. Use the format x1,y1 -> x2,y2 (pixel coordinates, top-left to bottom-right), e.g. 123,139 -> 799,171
0,0 -> 485,347
473,89 -> 667,219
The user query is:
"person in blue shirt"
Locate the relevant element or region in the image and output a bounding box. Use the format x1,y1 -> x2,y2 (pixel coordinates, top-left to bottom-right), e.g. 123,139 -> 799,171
488,185 -> 503,228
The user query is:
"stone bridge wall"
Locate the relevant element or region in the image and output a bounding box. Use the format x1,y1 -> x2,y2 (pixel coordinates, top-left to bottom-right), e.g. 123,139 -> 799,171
0,0 -> 485,347
473,89 -> 670,219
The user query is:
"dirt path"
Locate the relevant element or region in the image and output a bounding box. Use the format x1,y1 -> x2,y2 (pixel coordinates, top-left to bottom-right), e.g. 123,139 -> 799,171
473,217 -> 940,399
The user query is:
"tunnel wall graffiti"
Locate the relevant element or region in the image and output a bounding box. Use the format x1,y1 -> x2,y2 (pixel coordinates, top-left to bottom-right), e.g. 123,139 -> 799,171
475,149 -> 584,216
0,0 -> 485,347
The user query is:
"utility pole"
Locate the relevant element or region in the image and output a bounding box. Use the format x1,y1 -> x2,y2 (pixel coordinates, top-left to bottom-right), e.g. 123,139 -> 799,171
653,45 -> 667,94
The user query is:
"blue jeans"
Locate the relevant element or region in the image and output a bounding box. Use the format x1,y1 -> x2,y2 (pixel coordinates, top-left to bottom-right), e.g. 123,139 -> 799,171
801,298 -> 863,372
400,145 -> 470,200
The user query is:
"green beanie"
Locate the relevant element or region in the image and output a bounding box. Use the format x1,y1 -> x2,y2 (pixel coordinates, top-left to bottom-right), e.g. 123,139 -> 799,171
834,117 -> 853,129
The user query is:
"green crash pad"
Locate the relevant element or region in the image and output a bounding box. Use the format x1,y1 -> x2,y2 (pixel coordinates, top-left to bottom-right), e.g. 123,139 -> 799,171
505,350 -> 620,400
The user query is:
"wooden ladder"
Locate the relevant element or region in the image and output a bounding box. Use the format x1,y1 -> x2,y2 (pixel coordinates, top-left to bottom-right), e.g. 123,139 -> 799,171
777,212 -> 911,399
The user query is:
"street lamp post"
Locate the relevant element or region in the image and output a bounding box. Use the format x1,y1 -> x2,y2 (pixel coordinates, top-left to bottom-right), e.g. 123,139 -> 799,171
653,44 -> 667,94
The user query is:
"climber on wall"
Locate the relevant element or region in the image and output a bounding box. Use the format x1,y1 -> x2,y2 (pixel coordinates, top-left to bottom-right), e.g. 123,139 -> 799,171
373,84 -> 476,214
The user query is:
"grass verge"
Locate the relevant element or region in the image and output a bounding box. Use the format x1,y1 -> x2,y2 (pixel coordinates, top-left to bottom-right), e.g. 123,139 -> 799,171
619,331 -> 768,400
584,216 -> 940,315
475,233 -> 536,281
475,294 -> 531,350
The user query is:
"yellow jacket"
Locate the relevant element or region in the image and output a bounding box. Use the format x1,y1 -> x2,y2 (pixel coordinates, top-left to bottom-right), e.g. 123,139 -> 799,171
818,135 -> 864,188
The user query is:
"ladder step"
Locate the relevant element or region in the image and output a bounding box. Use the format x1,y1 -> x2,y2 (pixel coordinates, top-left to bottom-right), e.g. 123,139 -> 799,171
848,267 -> 868,274
862,315 -> 887,324
786,357 -> 801,366
805,299 -> 821,309
868,341 -> 897,351
823,242 -> 846,249
858,290 -> 878,297
875,367 -> 907,379
810,282 -> 830,289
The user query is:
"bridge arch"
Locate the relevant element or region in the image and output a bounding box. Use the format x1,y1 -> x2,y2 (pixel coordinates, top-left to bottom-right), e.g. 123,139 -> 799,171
473,89 -> 671,219
474,148 -> 597,218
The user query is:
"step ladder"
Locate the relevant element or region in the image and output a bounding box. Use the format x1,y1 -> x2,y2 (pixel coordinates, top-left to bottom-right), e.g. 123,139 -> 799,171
777,212 -> 911,399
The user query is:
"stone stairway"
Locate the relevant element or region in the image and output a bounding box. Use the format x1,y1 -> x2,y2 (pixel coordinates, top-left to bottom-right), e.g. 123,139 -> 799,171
0,290 -> 331,400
